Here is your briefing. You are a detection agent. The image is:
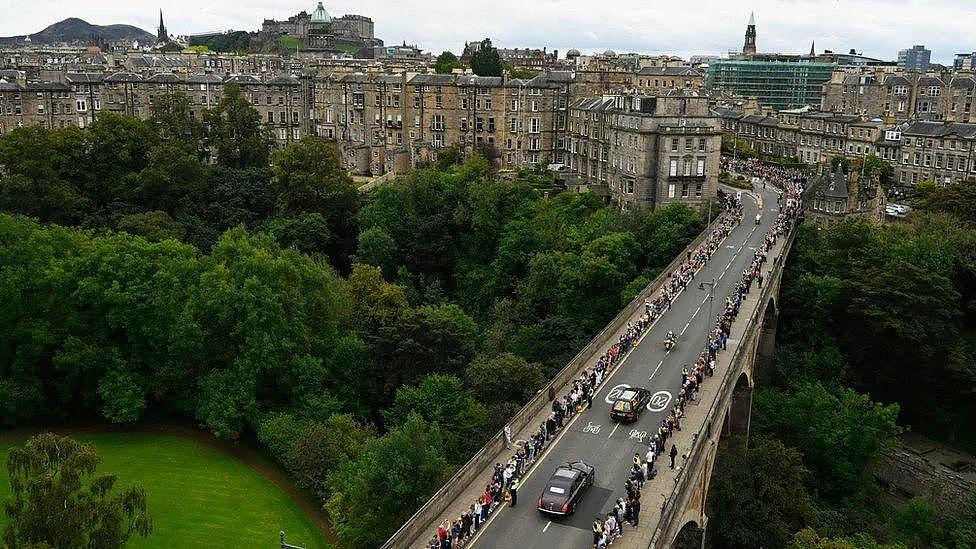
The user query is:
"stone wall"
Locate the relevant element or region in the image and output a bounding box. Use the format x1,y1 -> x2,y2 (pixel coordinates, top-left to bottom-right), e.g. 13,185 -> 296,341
873,446 -> 976,516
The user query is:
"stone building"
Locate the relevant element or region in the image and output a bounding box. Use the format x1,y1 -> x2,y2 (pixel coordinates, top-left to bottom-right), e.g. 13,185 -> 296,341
889,120 -> 976,186
717,103 -> 976,189
0,70 -> 312,150
566,90 -> 721,209
822,69 -> 976,124
805,164 -> 886,228
311,71 -> 573,175
258,2 -> 380,56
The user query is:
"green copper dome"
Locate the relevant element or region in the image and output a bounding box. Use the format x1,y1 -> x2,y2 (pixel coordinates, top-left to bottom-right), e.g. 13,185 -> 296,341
311,2 -> 331,23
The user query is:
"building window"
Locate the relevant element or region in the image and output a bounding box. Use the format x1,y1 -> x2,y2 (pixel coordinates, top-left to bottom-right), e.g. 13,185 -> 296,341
669,159 -> 678,177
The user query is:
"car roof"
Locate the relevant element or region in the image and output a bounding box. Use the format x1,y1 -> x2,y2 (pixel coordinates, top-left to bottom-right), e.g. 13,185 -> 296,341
553,467 -> 580,479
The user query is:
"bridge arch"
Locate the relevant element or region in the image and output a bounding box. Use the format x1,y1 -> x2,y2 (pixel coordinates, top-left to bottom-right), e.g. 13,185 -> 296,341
673,519 -> 705,549
726,371 -> 753,439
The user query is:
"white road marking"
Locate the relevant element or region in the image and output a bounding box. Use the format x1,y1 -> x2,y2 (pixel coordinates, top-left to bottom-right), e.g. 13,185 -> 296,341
693,305 -> 701,317
543,521 -> 551,533
608,423 -> 621,438
680,322 -> 689,335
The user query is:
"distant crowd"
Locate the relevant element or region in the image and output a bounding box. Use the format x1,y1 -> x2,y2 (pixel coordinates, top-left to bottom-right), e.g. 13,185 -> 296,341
722,156 -> 808,192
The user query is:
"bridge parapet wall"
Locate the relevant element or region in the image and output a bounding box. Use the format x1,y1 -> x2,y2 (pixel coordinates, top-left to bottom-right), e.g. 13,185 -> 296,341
649,225 -> 797,548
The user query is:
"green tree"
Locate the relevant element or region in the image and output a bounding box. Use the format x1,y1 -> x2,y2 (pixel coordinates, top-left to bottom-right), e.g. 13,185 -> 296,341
285,414 -> 375,500
0,125 -> 89,223
434,51 -> 460,74
857,154 -> 894,187
190,227 -> 350,437
204,83 -> 273,169
3,433 -> 153,548
789,528 -> 906,549
465,353 -> 544,405
365,303 -> 478,407
149,92 -> 206,155
326,414 -> 448,547
271,136 -> 359,267
136,141 -> 209,213
354,226 -> 398,276
84,112 -> 160,206
841,260 -> 965,422
890,498 -> 941,548
753,382 -> 900,501
919,179 -> 976,227
117,210 -> 187,242
384,374 -> 488,459
470,38 -> 503,77
706,438 -> 815,549
262,213 -> 332,256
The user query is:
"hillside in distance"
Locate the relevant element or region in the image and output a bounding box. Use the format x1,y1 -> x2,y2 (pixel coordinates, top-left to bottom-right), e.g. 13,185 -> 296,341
0,17 -> 155,46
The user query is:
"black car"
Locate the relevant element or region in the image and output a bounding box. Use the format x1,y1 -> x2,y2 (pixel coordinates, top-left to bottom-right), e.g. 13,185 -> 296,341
537,460 -> 595,515
609,386 -> 652,422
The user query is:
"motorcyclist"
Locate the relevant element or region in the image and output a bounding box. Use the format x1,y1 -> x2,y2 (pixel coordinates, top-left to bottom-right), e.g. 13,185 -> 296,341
665,330 -> 676,349
755,213 -> 762,224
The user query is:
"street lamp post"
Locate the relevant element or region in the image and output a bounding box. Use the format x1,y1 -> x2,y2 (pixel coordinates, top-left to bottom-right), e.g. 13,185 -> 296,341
698,278 -> 716,343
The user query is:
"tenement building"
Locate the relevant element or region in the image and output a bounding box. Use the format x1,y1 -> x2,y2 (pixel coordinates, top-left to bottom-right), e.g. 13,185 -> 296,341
566,91 -> 722,208
805,164 -> 886,228
311,71 -> 574,175
821,68 -> 976,123
0,70 -> 312,149
717,105 -> 976,188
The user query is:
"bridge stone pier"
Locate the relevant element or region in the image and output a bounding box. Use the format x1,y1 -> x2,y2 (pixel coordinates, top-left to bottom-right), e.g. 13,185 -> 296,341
646,226 -> 795,549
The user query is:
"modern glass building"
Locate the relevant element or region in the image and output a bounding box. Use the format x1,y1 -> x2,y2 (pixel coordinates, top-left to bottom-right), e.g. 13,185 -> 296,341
706,60 -> 837,110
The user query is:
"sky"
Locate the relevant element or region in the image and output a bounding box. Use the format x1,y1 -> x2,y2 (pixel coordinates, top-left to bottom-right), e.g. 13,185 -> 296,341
3,0 -> 975,64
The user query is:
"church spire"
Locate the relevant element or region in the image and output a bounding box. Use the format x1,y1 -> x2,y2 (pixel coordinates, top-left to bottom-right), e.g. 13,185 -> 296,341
157,9 -> 168,42
810,40 -> 815,56
743,12 -> 757,56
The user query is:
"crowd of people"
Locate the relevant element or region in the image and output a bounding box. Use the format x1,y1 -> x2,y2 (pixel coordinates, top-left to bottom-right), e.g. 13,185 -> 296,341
423,177 -> 813,549
721,156 -> 809,192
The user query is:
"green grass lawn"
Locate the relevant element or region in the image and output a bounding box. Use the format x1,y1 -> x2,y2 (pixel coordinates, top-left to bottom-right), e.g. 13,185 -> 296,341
277,36 -> 308,51
0,431 -> 331,549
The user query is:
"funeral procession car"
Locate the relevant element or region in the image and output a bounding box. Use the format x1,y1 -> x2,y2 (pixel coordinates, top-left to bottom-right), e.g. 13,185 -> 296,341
609,386 -> 653,422
537,460 -> 595,515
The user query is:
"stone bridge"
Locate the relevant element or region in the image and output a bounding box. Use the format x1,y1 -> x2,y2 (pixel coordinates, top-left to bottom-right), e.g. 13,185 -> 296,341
383,186 -> 798,549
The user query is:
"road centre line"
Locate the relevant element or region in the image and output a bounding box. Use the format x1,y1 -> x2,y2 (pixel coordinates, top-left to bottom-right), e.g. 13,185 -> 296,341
607,423 -> 621,438
542,521 -> 551,533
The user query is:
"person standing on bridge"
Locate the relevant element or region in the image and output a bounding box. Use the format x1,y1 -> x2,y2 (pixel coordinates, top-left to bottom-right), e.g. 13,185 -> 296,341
508,477 -> 518,507
669,444 -> 678,469
630,495 -> 641,527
